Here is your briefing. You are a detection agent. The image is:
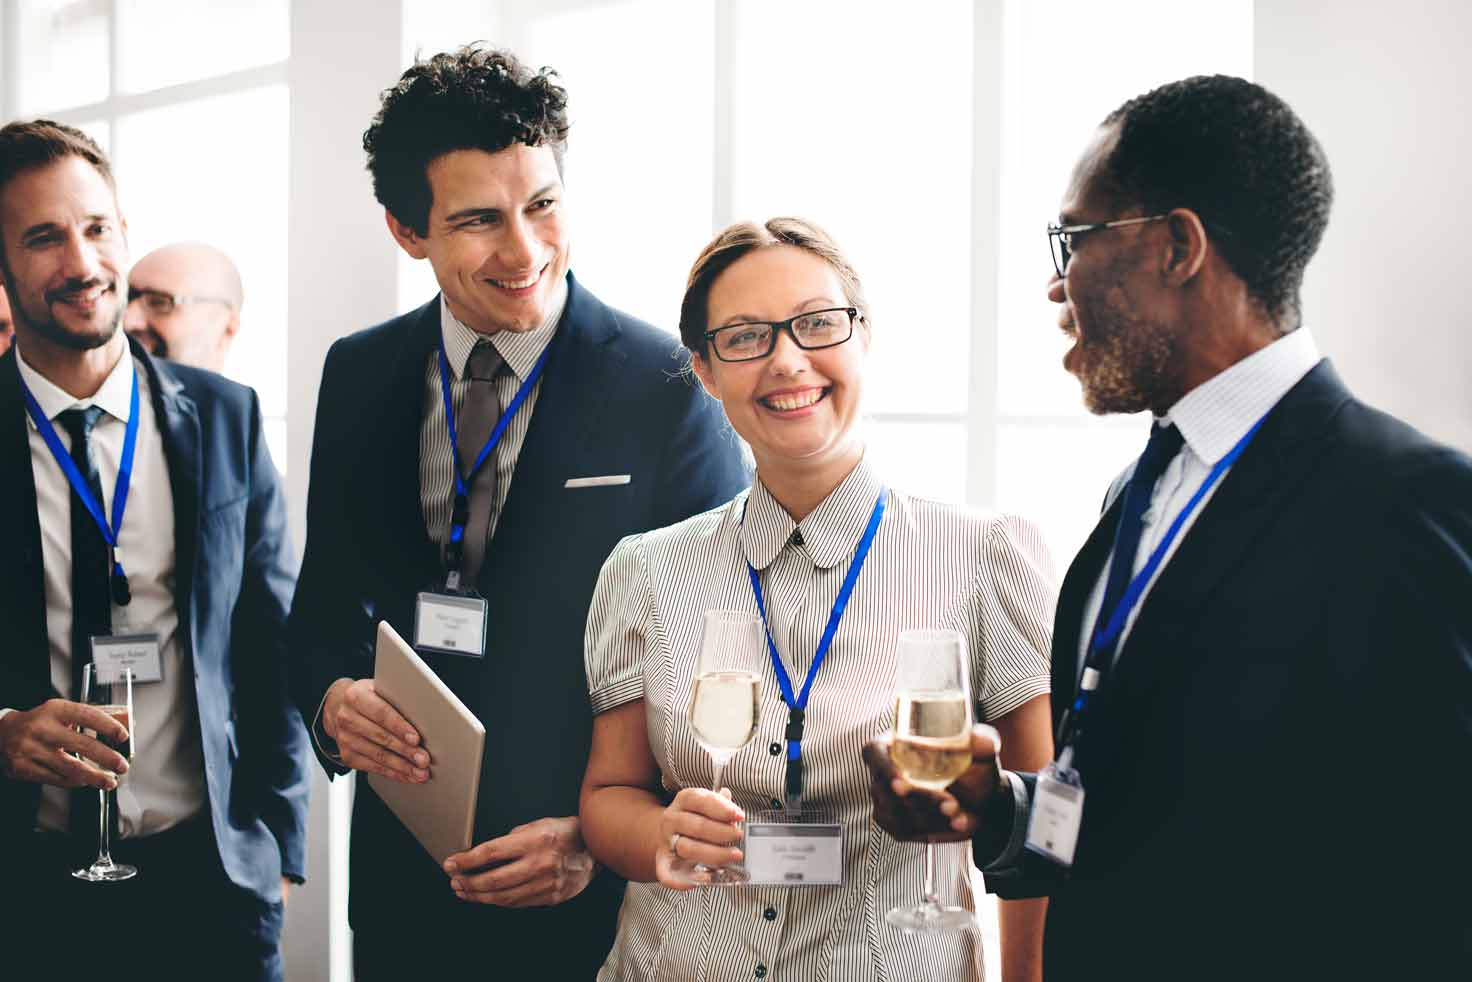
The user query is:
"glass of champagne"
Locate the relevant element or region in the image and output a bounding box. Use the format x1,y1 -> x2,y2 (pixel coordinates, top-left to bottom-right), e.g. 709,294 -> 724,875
73,663 -> 136,882
674,608 -> 764,886
885,629 -> 975,932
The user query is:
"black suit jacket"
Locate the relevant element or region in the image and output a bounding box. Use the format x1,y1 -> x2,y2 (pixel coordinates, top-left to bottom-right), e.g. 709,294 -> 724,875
0,341 -> 311,903
288,274 -> 748,968
982,361 -> 1472,980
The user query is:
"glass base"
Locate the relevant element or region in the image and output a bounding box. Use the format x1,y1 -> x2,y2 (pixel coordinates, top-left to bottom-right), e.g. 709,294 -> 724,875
669,856 -> 750,888
72,859 -> 137,882
885,902 -> 974,933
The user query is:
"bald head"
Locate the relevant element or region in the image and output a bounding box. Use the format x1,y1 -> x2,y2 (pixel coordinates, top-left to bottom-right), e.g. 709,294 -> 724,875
124,241 -> 242,372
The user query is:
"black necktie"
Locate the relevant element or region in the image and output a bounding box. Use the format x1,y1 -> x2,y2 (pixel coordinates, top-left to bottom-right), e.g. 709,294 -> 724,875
58,406 -> 114,847
1091,423 -> 1185,665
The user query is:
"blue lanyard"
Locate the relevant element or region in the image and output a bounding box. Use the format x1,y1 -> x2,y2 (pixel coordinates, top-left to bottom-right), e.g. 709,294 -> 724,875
20,363 -> 141,606
1061,411 -> 1271,757
745,487 -> 885,811
436,338 -> 550,582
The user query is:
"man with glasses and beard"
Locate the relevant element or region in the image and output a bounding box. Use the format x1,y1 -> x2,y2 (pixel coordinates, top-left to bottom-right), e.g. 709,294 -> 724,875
864,75 -> 1472,980
124,241 -> 244,373
0,120 -> 309,981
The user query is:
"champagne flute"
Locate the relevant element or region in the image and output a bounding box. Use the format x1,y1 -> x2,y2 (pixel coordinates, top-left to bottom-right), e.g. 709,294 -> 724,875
673,608 -> 764,886
885,629 -> 974,932
73,663 -> 137,882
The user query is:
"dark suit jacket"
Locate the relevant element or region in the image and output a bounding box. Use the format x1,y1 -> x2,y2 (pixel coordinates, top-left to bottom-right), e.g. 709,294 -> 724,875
288,274 -> 748,968
0,341 -> 311,903
982,361 -> 1472,981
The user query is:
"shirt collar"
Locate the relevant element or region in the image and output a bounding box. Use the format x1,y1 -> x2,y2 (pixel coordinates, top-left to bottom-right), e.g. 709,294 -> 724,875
15,341 -> 135,425
438,275 -> 569,383
1163,327 -> 1322,465
741,453 -> 885,571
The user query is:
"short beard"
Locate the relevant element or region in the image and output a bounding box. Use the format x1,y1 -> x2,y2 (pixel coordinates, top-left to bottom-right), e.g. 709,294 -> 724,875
18,285 -> 123,353
1075,293 -> 1180,416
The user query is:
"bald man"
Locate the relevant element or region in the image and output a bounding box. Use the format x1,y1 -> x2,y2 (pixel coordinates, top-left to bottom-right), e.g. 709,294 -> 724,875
0,283 -> 13,356
124,242 -> 243,373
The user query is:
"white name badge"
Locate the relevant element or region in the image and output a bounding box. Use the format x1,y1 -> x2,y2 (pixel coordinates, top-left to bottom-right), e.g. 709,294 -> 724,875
90,632 -> 163,684
1025,763 -> 1085,868
414,592 -> 488,658
744,812 -> 844,886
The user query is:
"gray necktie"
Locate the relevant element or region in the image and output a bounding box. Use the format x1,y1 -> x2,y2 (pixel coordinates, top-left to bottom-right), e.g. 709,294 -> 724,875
457,341 -> 507,583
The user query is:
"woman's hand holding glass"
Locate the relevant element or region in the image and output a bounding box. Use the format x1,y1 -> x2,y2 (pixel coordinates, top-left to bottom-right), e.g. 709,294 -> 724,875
655,786 -> 747,890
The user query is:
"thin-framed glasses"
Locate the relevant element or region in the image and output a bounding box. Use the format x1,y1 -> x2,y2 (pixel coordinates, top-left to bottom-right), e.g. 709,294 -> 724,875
126,286 -> 234,316
704,307 -> 860,363
1047,214 -> 1168,278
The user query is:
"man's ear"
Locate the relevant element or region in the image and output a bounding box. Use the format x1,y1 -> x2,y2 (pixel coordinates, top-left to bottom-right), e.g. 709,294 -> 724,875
385,209 -> 429,260
690,351 -> 719,400
1162,207 -> 1209,286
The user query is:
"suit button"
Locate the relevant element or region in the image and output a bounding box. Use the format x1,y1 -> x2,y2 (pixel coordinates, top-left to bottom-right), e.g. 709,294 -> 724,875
768,742 -> 781,756
755,966 -> 767,979
763,907 -> 777,921
770,798 -> 781,809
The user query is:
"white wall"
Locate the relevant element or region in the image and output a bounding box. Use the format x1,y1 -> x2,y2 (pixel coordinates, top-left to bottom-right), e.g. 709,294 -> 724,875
1255,0 -> 1472,452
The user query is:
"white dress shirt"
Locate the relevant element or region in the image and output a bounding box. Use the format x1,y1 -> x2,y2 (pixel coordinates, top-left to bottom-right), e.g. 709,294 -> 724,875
7,344 -> 206,837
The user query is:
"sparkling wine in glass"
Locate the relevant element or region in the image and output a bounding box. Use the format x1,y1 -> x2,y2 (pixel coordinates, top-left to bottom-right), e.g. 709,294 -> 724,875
886,629 -> 975,933
73,663 -> 136,882
673,609 -> 764,887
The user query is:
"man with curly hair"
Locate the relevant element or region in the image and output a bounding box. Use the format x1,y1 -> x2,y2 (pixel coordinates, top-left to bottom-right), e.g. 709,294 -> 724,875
288,45 -> 747,975
866,75 -> 1472,979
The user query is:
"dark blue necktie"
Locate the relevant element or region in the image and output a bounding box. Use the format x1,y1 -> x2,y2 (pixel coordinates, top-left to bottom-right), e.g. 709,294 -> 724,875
59,406 -> 114,849
1092,422 -> 1185,666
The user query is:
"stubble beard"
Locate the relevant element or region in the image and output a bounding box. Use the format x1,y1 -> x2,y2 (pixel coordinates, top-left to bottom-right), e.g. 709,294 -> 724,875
23,282 -> 124,353
1075,296 -> 1180,416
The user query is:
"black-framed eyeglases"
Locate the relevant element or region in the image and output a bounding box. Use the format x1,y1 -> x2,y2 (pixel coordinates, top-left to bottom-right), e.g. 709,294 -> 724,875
1047,214 -> 1169,278
703,306 -> 861,363
126,286 -> 234,316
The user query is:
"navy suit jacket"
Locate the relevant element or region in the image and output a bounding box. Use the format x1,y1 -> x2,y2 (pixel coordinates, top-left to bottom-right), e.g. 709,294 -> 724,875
288,274 -> 748,964
0,341 -> 311,903
982,361 -> 1472,980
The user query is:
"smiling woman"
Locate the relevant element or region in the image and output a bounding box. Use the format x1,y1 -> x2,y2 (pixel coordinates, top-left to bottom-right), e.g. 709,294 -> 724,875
578,216 -> 1059,982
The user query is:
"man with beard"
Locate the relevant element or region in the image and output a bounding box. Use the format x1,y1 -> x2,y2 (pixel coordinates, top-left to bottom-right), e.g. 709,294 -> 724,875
864,76 -> 1472,980
124,241 -> 244,372
0,121 -> 309,981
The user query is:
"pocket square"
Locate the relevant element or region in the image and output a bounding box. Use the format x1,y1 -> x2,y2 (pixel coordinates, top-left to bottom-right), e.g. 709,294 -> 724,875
564,474 -> 632,488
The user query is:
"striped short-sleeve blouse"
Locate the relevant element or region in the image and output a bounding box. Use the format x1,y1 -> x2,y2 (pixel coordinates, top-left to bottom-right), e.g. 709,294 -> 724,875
584,456 -> 1055,981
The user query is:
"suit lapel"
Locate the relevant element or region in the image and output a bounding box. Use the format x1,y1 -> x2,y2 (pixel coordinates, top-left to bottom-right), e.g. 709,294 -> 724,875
1052,493 -> 1125,729
1104,361 -> 1353,707
485,273 -> 626,556
0,350 -> 51,692
142,347 -> 203,661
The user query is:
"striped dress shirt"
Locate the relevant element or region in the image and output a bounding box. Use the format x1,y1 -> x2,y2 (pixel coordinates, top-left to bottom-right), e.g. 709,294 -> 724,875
418,284 -> 567,550
585,455 -> 1056,981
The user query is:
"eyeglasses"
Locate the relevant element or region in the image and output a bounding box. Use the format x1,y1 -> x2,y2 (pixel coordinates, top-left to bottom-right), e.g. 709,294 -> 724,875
703,306 -> 861,363
1047,214 -> 1168,278
127,286 -> 234,316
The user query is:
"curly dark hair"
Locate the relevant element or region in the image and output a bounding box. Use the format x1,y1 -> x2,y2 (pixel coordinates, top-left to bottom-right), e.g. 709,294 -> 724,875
363,44 -> 569,235
1101,75 -> 1332,328
678,217 -> 870,357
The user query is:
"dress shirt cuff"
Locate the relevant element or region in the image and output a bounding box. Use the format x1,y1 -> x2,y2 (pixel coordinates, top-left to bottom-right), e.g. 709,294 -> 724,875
0,709 -> 14,724
311,690 -> 349,777
978,769 -> 1031,872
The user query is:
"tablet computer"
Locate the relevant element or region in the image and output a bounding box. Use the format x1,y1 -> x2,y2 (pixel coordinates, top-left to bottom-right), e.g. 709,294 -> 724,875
366,620 -> 486,865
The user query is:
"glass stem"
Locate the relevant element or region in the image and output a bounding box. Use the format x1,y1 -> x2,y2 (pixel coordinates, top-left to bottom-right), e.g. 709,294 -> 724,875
923,842 -> 939,908
711,754 -> 727,794
97,788 -> 113,866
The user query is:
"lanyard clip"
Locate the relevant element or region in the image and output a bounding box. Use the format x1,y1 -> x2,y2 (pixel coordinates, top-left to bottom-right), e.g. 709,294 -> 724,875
784,706 -> 805,743
783,755 -> 803,817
